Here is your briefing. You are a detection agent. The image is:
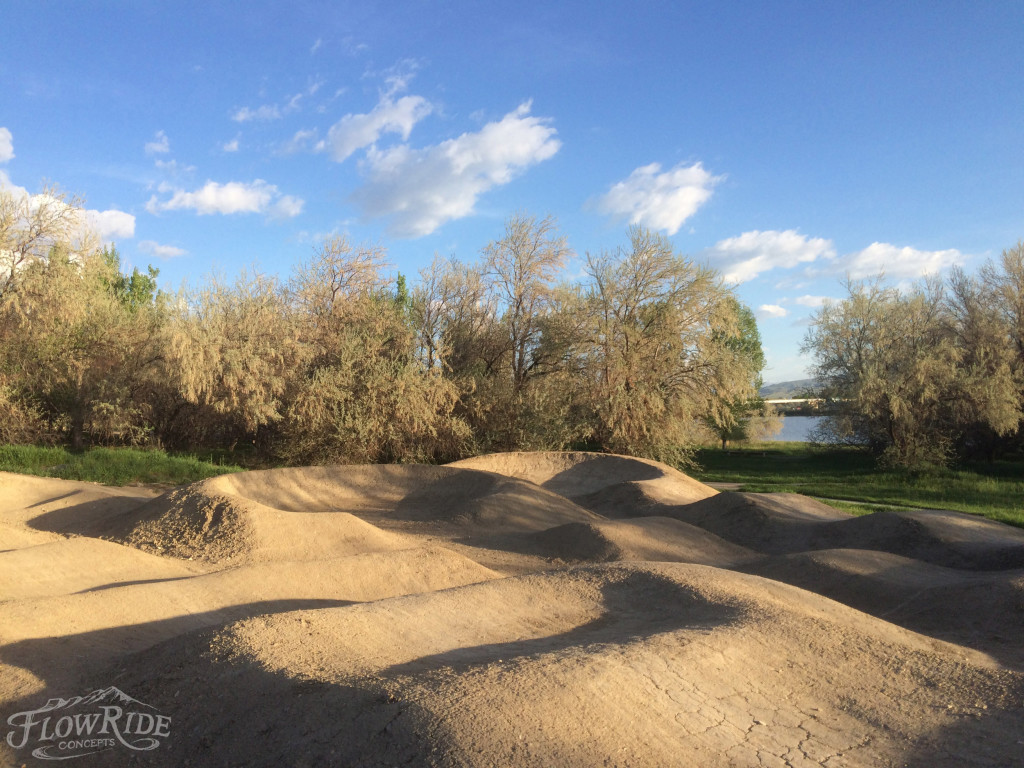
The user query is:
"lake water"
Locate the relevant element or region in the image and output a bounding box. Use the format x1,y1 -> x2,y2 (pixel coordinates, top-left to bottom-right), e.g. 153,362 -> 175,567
766,415 -> 824,443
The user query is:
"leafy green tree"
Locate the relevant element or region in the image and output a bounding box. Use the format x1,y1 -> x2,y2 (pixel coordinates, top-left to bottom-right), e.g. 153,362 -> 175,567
99,245 -> 161,312
705,298 -> 770,448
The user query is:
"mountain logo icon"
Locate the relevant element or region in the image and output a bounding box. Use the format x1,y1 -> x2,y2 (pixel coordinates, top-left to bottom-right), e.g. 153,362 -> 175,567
5,685 -> 170,761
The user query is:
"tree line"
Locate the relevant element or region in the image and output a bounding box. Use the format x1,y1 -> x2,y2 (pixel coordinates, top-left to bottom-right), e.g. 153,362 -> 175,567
803,243 -> 1024,468
0,186 -> 770,466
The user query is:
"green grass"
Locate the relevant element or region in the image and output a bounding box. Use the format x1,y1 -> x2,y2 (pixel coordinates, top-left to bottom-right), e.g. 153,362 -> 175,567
690,442 -> 1024,528
0,445 -> 244,486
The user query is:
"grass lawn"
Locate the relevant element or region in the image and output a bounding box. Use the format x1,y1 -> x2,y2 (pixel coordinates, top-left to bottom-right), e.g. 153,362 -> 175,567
0,445 -> 244,487
690,442 -> 1024,528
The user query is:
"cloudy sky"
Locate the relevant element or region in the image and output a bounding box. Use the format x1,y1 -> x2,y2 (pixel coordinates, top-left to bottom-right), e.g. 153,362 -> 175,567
3,1 -> 1022,382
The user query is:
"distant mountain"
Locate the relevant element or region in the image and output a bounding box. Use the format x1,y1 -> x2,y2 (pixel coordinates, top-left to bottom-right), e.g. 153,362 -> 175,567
759,378 -> 819,399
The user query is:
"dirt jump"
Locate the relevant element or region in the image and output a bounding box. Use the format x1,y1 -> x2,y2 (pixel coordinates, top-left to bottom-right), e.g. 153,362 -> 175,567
1,452 -> 1022,767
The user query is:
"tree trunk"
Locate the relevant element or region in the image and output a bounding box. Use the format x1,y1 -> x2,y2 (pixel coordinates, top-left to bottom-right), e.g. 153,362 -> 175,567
70,408 -> 86,450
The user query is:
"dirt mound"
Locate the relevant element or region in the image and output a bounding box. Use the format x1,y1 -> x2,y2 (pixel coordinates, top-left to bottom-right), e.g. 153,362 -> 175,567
0,470 -> 157,535
571,479 -> 666,517
94,465 -> 598,564
449,451 -> 718,503
118,484 -> 415,563
0,520 -> 63,551
669,493 -> 1024,570
208,464 -> 597,528
0,537 -> 198,600
669,491 -> 849,553
63,563 -> 1023,768
816,508 -> 1024,570
531,517 -> 754,566
104,483 -> 260,562
5,462 -> 1024,767
0,545 -> 497,694
743,548 -> 1024,667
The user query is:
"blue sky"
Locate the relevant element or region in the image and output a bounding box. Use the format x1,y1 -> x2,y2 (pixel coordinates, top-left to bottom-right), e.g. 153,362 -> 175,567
2,1 -> 1022,383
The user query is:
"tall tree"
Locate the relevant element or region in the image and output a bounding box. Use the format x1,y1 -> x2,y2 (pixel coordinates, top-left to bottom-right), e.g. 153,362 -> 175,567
578,226 -> 752,464
705,298 -> 771,448
946,265 -> 1022,458
482,213 -> 571,395
280,239 -> 469,464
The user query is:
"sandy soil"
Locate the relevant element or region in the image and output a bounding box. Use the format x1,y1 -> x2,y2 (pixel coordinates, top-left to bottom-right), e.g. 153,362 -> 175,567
1,452 -> 1022,767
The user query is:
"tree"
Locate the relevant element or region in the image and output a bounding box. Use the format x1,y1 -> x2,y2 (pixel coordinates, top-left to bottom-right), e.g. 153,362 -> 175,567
410,254 -> 500,375
280,298 -> 469,464
0,244 -> 163,448
0,186 -> 172,449
482,213 -> 571,395
0,184 -> 94,299
984,241 -> 1024,365
410,253 -> 517,452
99,245 -> 160,312
577,226 -> 755,464
289,235 -> 389,321
803,276 -> 1021,468
704,298 -> 770,448
163,269 -> 308,450
280,239 -> 469,464
945,265 -> 1022,458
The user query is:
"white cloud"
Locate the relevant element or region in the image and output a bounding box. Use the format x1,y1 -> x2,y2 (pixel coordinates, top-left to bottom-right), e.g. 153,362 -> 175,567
704,230 -> 836,284
757,304 -> 789,319
268,194 -> 305,220
0,127 -> 13,163
311,38 -> 322,54
138,240 -> 187,259
86,208 -> 135,240
282,128 -> 318,155
595,161 -> 723,235
341,37 -> 369,57
222,137 -> 240,153
235,81 -> 323,126
320,94 -> 432,162
793,294 -> 834,308
838,242 -> 965,280
145,179 -> 304,219
144,130 -> 170,155
0,169 -> 23,194
154,158 -> 196,176
232,104 -> 282,122
351,101 -> 560,237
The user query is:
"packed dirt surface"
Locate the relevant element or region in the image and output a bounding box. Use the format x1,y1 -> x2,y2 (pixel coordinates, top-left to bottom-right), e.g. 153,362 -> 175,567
1,452 -> 1022,767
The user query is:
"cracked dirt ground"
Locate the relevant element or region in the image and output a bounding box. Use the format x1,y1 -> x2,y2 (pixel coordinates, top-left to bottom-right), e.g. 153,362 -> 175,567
1,452 -> 1022,767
